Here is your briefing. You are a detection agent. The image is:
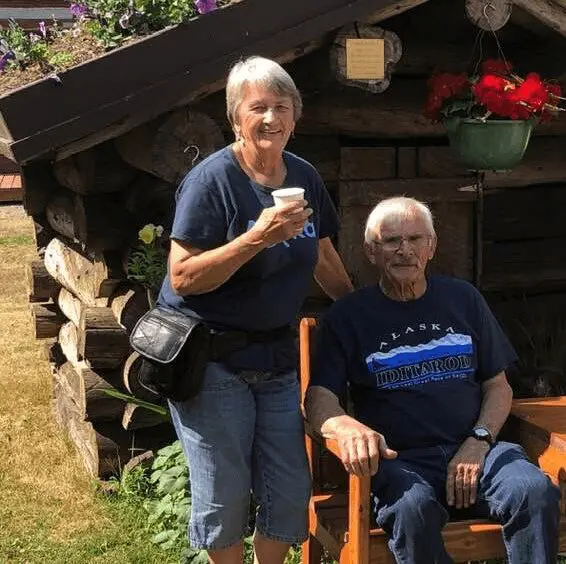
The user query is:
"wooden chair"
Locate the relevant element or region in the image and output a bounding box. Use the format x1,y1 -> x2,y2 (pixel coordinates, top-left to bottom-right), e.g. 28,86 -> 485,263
298,316 -> 566,564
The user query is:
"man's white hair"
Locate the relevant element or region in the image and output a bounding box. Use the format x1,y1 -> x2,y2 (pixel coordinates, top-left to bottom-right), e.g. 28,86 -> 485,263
364,197 -> 435,244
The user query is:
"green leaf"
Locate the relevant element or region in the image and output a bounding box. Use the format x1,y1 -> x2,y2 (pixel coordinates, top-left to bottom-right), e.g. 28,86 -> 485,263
103,389 -> 171,419
171,475 -> 188,494
151,529 -> 175,544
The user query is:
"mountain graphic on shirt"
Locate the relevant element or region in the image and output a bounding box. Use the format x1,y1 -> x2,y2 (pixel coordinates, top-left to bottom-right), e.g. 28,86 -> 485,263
366,333 -> 474,390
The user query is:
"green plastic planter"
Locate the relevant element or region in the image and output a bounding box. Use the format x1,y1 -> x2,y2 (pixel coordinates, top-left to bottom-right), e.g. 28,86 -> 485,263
443,117 -> 535,171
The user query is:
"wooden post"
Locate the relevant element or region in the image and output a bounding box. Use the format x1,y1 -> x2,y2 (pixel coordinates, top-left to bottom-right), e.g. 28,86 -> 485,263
347,474 -> 371,564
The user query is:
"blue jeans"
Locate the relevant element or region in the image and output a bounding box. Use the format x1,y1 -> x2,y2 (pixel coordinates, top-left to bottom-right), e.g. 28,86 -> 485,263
371,441 -> 561,564
168,362 -> 311,550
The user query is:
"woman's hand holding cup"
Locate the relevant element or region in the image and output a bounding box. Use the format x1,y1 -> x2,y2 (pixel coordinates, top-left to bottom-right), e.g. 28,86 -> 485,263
251,188 -> 312,246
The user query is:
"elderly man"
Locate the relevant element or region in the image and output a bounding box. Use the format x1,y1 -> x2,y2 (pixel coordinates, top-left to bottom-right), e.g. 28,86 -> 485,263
305,196 -> 560,564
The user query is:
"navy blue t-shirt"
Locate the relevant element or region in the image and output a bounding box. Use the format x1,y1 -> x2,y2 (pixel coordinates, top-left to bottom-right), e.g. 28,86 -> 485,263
158,145 -> 339,371
309,276 -> 517,451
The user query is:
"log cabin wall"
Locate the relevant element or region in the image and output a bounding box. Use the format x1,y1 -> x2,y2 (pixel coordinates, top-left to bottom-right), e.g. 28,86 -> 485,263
21,0 -> 566,476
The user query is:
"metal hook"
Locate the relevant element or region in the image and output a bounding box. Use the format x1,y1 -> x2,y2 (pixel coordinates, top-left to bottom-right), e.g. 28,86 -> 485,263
483,2 -> 495,18
184,144 -> 200,166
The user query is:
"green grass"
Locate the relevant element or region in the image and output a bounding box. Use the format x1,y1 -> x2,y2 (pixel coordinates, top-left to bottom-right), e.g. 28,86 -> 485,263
0,494 -> 184,563
0,234 -> 34,246
0,210 -> 184,564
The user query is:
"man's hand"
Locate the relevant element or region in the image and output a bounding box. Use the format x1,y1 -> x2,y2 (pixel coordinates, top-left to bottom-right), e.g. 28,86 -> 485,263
446,437 -> 490,509
331,415 -> 397,476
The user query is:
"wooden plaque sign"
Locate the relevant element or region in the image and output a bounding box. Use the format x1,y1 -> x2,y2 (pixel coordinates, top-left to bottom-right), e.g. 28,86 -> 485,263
346,38 -> 385,80
330,24 -> 402,94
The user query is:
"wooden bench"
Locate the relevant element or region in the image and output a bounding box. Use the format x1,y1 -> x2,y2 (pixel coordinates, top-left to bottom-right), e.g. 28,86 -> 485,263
298,317 -> 566,564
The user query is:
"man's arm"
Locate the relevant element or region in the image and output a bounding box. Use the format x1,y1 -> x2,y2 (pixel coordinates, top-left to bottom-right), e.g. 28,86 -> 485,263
446,372 -> 513,509
305,385 -> 397,476
475,371 -> 514,439
314,237 -> 354,300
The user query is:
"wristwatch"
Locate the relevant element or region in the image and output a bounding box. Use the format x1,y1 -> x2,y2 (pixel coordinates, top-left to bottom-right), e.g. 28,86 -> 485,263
470,425 -> 493,445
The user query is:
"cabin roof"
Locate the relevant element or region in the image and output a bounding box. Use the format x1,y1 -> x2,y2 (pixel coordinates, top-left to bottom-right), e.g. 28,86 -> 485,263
1,0 -> 565,165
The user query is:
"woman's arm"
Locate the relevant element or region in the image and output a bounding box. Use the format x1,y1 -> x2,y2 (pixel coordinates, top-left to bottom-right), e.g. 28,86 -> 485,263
170,199 -> 310,296
314,237 -> 354,300
170,234 -> 265,296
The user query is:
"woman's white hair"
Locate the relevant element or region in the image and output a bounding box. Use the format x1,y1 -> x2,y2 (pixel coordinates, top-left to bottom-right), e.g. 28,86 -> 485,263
226,56 -> 302,129
364,197 -> 435,244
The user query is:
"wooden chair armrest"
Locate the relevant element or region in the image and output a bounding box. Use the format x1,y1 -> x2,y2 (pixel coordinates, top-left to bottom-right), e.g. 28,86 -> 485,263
304,419 -> 342,460
304,419 -> 371,561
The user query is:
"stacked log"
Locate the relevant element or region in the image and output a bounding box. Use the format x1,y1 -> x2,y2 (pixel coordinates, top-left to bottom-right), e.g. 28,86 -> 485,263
21,127 -> 218,478
32,233 -> 175,477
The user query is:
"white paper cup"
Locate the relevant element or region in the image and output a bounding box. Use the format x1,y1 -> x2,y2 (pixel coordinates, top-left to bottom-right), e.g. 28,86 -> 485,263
271,187 -> 305,208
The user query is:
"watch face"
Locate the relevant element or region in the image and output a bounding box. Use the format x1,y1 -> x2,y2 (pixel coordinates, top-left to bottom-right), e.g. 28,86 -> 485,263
473,427 -> 492,443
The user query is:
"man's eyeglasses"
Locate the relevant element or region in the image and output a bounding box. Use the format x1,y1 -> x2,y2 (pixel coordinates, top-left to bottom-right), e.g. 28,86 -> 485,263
373,234 -> 431,253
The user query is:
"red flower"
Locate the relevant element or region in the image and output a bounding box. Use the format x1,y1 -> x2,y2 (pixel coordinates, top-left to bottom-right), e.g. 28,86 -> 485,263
424,72 -> 469,121
423,58 -> 562,122
472,74 -> 520,117
473,74 -> 511,97
510,73 -> 548,112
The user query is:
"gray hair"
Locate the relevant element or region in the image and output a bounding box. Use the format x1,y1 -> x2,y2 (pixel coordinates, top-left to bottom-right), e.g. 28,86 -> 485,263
226,56 -> 302,129
364,197 -> 435,244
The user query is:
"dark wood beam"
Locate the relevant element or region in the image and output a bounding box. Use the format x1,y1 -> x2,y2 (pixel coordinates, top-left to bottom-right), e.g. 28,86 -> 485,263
513,0 -> 566,37
364,0 -> 430,23
0,0 -> 407,164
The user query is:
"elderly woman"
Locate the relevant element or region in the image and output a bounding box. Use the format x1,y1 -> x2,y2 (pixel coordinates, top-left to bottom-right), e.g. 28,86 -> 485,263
157,56 -> 352,564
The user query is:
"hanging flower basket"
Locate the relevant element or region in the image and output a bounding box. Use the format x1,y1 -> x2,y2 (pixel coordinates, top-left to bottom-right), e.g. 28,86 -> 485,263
424,58 -> 564,171
443,117 -> 535,171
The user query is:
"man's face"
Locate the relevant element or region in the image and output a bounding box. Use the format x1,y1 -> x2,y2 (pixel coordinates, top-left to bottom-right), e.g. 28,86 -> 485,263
366,214 -> 436,287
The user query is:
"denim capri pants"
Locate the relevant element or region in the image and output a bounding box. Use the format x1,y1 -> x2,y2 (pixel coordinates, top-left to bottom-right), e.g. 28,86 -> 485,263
168,361 -> 311,550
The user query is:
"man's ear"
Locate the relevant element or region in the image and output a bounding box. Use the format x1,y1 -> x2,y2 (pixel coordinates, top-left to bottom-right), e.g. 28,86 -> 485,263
364,241 -> 377,265
428,235 -> 438,260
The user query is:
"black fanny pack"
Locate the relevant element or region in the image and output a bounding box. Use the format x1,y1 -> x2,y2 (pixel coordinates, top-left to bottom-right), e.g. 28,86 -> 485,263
130,306 -> 293,402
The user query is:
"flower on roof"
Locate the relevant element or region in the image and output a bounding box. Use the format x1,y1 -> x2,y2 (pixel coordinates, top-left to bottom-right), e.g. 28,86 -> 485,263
0,51 -> 15,72
69,3 -> 88,19
195,0 -> 217,15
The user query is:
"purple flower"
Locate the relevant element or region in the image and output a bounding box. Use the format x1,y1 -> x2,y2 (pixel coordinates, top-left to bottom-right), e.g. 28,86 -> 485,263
0,51 -> 15,72
195,0 -> 217,15
38,21 -> 47,39
69,3 -> 88,18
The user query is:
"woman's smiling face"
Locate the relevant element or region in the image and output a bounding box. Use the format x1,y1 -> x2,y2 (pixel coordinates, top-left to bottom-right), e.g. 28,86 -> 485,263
234,83 -> 296,154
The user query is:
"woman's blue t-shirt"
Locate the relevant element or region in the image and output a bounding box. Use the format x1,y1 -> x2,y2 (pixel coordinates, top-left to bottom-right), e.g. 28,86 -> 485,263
158,145 -> 339,371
